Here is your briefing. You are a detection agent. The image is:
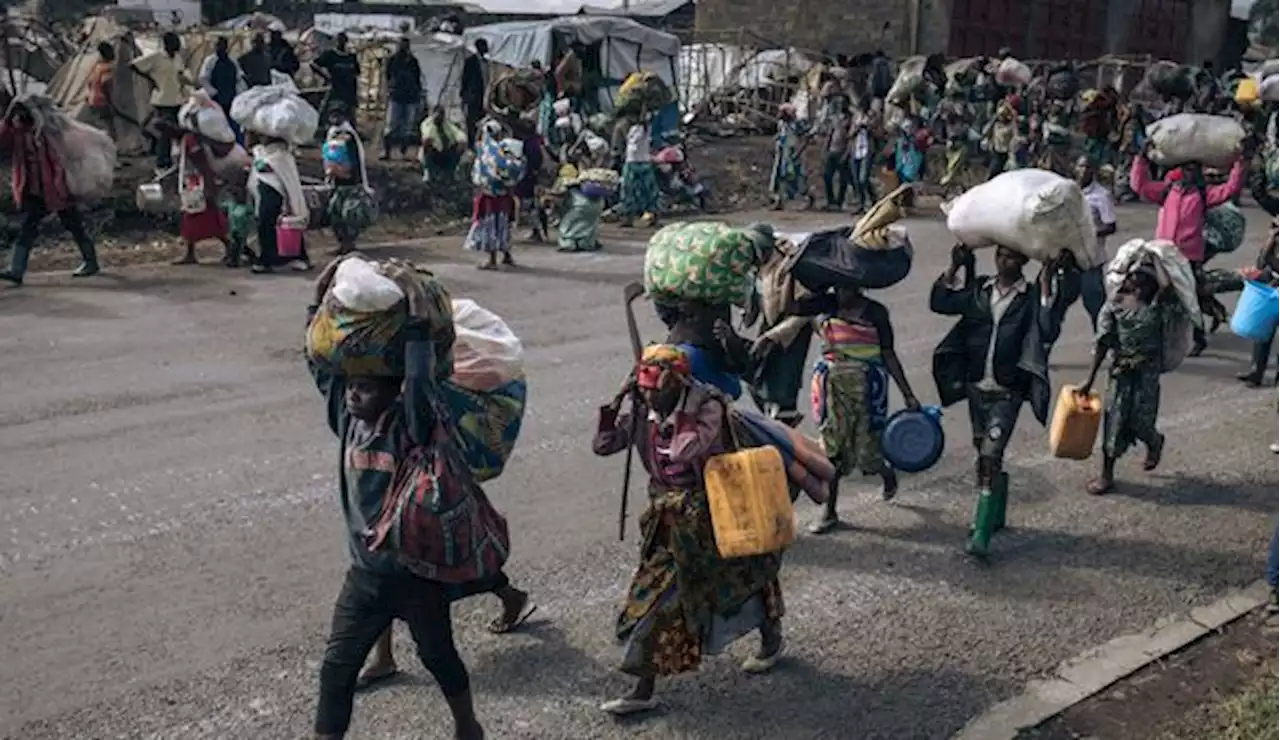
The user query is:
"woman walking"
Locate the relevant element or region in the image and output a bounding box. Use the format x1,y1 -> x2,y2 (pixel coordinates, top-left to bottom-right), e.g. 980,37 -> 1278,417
794,284 -> 919,533
249,134 -> 311,273
593,345 -> 785,716
322,104 -> 375,256
616,112 -> 660,227
169,118 -> 233,266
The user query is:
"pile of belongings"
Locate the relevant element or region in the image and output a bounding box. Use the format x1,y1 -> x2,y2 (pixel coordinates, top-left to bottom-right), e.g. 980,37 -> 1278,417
472,135 -> 526,196
1045,63 -> 1079,100
179,92 -> 249,180
887,56 -> 927,103
943,168 -> 1097,268
305,256 -> 527,576
1105,239 -> 1201,372
1144,113 -> 1245,169
489,68 -> 545,116
230,84 -> 319,145
643,221 -> 775,306
615,72 -> 672,115
12,95 -> 116,203
995,57 -> 1032,87
779,184 -> 915,292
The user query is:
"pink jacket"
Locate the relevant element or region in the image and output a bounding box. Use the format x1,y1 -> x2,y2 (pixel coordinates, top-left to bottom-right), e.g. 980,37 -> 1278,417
1130,155 -> 1247,263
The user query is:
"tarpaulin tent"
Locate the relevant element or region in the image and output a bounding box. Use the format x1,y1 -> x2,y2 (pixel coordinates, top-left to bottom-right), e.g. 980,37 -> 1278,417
461,16 -> 680,112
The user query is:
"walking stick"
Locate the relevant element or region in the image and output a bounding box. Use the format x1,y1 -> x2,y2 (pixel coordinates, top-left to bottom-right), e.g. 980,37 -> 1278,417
618,281 -> 646,542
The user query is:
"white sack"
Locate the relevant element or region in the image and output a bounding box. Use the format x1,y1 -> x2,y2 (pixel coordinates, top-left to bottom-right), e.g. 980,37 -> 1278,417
1105,238 -> 1201,371
230,85 -> 319,145
179,93 -> 235,144
1145,113 -> 1245,168
450,299 -> 524,392
887,56 -> 926,103
331,257 -> 405,312
944,168 -> 1096,267
996,58 -> 1032,87
58,119 -> 116,202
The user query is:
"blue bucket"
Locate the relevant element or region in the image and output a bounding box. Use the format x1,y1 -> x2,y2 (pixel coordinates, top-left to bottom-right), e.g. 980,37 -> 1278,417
881,405 -> 945,474
1230,280 -> 1280,342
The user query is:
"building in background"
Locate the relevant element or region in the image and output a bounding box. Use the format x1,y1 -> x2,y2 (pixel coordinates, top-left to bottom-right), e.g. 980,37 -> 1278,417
696,0 -> 1234,63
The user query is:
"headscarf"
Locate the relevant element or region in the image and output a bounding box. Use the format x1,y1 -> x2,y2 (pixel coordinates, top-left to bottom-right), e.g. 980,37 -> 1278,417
636,344 -> 691,391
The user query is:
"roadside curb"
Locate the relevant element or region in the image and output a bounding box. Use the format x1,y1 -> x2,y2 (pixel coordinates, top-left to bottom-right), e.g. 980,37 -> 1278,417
952,579 -> 1272,740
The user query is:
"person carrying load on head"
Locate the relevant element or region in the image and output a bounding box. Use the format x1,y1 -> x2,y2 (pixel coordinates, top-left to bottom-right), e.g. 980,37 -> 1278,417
1077,259 -> 1182,495
592,344 -> 786,717
1129,137 -> 1251,355
930,242 -> 1064,557
769,104 -> 813,211
322,103 -> 376,256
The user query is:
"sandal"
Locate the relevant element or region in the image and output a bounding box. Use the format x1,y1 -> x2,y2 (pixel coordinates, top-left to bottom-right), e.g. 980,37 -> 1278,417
488,602 -> 537,635
742,636 -> 784,674
600,697 -> 659,716
354,668 -> 401,692
807,517 -> 839,535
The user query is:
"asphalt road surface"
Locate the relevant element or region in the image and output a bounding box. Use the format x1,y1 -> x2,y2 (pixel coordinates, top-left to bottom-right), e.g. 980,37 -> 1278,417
0,204 -> 1275,740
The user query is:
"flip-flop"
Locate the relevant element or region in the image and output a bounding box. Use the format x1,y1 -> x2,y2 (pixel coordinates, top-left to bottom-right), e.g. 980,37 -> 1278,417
807,518 -> 839,535
488,603 -> 537,634
742,637 -> 784,674
354,669 -> 401,692
600,697 -> 659,716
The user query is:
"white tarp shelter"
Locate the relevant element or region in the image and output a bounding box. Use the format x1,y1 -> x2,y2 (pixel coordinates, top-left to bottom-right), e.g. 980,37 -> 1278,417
678,45 -> 816,109
461,17 -> 680,110
410,32 -> 474,113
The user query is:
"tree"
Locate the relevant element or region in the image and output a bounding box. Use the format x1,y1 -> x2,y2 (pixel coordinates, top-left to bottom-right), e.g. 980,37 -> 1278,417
1249,0 -> 1280,47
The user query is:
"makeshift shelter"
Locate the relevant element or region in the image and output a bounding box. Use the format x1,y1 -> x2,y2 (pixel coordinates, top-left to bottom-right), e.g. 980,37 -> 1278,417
462,17 -> 680,111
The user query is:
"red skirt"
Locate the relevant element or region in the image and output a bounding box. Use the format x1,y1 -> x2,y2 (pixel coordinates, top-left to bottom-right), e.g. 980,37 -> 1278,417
181,205 -> 228,244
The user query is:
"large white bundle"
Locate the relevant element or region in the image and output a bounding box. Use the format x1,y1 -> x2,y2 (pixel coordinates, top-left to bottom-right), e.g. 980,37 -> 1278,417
450,299 -> 524,392
230,85 -> 319,145
887,56 -> 926,103
1145,113 -> 1244,168
1105,238 -> 1201,371
179,93 -> 235,144
996,58 -> 1032,87
331,257 -> 404,312
58,119 -> 116,202
943,168 -> 1096,267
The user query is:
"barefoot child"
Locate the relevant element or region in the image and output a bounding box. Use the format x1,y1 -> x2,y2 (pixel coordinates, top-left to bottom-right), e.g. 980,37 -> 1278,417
1078,263 -> 1173,494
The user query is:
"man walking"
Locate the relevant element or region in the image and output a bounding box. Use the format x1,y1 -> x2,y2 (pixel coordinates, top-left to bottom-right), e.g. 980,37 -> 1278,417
383,36 -> 423,160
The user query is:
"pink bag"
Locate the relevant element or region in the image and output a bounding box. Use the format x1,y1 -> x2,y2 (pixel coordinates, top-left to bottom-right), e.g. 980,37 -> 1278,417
276,216 -> 306,259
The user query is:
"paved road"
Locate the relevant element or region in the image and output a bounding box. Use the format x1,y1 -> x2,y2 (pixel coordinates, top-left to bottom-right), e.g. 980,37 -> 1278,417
0,205 -> 1274,740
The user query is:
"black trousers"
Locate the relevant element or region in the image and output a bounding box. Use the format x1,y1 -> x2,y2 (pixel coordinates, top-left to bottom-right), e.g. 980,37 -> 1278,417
8,196 -> 97,280
822,152 -> 851,207
316,567 -> 472,735
152,105 -> 180,169
255,184 -> 308,267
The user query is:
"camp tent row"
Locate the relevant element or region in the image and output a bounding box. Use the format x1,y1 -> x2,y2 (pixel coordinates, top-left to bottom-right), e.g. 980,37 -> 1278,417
41,15 -> 680,155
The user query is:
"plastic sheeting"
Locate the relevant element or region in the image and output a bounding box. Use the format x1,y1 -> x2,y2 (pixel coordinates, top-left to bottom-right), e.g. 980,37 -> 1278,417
678,45 -> 815,108
462,17 -> 679,111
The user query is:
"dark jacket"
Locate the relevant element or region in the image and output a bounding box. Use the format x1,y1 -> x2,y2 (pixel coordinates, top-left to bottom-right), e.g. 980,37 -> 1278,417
386,51 -> 423,105
239,49 -> 272,87
461,54 -> 485,107
929,271 -> 1061,424
269,39 -> 300,77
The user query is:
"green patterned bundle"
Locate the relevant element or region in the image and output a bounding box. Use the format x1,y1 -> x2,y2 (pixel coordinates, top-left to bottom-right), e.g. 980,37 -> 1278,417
643,221 -> 768,306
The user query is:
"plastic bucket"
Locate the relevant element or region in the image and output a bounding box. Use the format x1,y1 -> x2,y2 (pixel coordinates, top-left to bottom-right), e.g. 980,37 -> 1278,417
881,405 -> 945,474
1230,280 -> 1280,342
276,216 -> 306,259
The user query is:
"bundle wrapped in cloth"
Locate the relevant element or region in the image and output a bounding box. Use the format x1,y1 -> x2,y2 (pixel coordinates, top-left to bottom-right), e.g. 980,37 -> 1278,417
943,168 -> 1097,268
12,95 -> 116,203
887,56 -> 926,103
615,71 -> 672,114
230,84 -> 319,145
489,69 -> 545,115
1105,239 -> 1201,372
643,221 -> 775,306
472,136 -> 526,196
780,184 -> 915,292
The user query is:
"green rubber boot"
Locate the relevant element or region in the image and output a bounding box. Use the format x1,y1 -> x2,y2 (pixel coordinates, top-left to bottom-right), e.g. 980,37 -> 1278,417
966,488 -> 999,557
991,472 -> 1009,532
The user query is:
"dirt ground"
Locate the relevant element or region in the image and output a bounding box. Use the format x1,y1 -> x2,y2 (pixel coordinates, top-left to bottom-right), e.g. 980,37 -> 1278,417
1020,608 -> 1279,740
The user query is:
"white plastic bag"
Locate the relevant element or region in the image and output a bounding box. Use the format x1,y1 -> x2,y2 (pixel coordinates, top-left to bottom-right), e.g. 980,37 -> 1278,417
1105,238 -> 1200,371
331,257 -> 405,312
450,299 -> 524,392
210,143 -> 251,181
230,85 -> 319,145
179,93 -> 235,144
887,56 -> 926,103
1145,113 -> 1244,168
57,119 -> 116,202
944,168 -> 1096,267
996,58 -> 1032,87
